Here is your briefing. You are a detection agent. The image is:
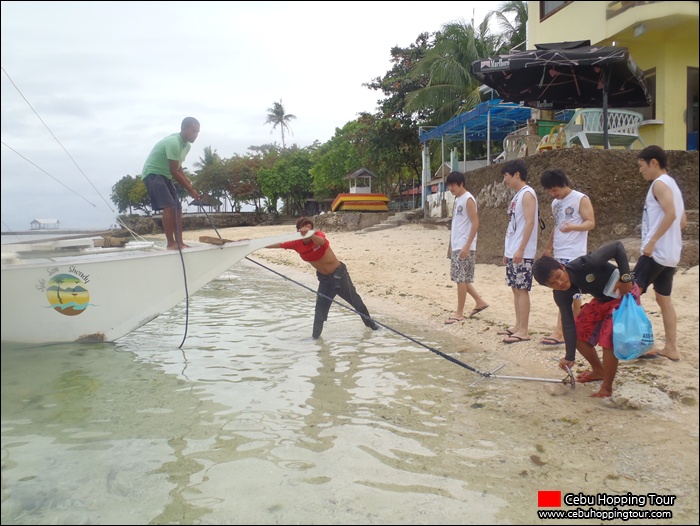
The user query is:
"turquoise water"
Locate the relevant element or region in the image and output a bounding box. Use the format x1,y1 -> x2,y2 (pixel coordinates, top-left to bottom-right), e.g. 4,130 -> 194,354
1,260 -> 526,524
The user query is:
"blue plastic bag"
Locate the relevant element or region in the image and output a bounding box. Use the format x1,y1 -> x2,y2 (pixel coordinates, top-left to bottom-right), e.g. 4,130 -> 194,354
612,293 -> 654,360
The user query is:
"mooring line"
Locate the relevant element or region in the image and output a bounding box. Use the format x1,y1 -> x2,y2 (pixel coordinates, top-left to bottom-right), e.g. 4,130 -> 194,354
194,211 -> 571,389
244,256 -> 489,377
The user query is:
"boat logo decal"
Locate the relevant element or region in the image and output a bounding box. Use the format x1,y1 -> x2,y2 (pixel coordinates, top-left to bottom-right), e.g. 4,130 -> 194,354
36,266 -> 92,316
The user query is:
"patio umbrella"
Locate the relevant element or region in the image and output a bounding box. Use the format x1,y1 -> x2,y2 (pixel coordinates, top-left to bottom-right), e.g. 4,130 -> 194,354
471,40 -> 651,148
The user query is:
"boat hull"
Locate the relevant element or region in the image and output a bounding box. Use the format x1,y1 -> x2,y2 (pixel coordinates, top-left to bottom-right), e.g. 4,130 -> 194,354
1,232 -> 298,344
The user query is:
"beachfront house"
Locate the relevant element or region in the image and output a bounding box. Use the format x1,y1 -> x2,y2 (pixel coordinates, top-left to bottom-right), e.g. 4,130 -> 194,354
527,0 -> 698,151
30,219 -> 60,230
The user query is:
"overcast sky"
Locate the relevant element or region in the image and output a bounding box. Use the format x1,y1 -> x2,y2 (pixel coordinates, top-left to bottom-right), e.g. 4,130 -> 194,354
1,1 -> 499,231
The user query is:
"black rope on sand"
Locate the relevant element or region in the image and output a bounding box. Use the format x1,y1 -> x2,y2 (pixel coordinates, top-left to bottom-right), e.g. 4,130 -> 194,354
245,256 -> 490,377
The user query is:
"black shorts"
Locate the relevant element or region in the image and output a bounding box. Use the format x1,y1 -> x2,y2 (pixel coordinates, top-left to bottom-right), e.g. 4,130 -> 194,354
633,255 -> 675,296
143,174 -> 181,211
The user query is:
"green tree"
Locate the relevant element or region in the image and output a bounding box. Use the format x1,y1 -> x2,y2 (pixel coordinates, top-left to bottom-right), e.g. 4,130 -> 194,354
264,99 -> 296,149
405,19 -> 500,125
258,148 -> 313,215
364,34 -> 432,120
225,154 -> 268,212
348,112 -> 422,198
487,0 -> 528,53
403,12 -> 518,165
195,161 -> 231,211
128,179 -> 151,214
193,145 -> 221,170
240,144 -> 283,212
111,175 -> 150,214
309,121 -> 365,199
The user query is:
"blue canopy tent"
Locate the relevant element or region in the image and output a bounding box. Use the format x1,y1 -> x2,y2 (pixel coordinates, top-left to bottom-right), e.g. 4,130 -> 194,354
418,99 -> 532,207
419,99 -> 532,144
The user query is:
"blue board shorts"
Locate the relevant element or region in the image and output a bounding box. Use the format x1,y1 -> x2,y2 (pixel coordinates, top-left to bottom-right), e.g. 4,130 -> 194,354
143,174 -> 181,211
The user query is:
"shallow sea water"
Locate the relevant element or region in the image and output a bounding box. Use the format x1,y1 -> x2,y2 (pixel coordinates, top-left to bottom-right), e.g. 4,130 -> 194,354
2,260 -> 561,525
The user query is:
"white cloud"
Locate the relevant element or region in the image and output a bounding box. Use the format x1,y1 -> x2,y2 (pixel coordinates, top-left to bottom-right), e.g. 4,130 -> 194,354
1,0 -> 498,231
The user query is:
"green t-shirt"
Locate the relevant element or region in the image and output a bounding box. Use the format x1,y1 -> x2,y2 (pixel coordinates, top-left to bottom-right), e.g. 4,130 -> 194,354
141,133 -> 191,181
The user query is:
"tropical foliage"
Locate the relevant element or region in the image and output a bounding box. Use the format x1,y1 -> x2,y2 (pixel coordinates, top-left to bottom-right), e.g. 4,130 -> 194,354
112,1 -> 527,215
264,99 -> 296,149
110,175 -> 150,215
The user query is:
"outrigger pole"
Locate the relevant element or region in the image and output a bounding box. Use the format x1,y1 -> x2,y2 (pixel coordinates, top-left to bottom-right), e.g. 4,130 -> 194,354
470,364 -> 575,389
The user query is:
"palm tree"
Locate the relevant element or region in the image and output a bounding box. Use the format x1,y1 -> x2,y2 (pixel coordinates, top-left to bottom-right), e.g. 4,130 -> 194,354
264,99 -> 296,149
53,276 -> 65,304
487,0 -> 528,53
405,18 -> 500,124
193,146 -> 221,170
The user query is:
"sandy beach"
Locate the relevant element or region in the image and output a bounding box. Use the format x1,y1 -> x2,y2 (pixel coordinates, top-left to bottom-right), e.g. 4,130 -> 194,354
177,222 -> 699,522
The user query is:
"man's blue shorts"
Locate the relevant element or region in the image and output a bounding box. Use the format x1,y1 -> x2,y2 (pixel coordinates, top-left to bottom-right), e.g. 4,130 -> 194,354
143,173 -> 181,211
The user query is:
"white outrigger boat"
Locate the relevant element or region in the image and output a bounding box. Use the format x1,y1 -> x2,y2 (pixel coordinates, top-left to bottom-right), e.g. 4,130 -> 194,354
1,231 -> 305,345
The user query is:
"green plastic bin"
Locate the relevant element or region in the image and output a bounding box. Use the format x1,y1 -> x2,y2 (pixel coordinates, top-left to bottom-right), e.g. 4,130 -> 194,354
537,120 -> 563,137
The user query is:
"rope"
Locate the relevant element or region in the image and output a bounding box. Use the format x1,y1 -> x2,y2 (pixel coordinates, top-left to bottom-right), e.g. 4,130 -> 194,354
176,207 -> 567,386
176,217 -> 189,349
184,208 -> 565,387
244,256 -> 490,377
176,199 -> 221,349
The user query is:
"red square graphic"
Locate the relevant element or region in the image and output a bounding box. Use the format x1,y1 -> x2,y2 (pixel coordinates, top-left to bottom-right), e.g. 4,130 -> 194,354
538,490 -> 562,507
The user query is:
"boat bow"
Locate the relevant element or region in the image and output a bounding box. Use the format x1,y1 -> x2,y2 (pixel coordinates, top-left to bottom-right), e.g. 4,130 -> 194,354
1,231 -> 304,344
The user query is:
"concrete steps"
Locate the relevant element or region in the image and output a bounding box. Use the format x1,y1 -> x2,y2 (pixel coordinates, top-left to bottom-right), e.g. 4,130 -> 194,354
357,211 -> 417,234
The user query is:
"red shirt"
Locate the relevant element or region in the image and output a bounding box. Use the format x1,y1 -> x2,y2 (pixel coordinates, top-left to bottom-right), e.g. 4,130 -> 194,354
279,231 -> 330,262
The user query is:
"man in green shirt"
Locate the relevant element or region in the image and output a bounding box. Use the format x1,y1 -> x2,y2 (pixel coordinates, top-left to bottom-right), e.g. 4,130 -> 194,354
141,117 -> 201,249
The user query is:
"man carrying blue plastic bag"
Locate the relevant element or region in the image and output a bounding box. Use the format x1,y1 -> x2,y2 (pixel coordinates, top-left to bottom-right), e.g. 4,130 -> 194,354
612,295 -> 655,362
533,241 -> 641,398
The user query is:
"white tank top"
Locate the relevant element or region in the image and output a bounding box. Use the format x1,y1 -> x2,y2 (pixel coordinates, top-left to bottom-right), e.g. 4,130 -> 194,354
642,173 -> 684,267
504,185 -> 538,259
451,191 -> 478,251
552,190 -> 589,260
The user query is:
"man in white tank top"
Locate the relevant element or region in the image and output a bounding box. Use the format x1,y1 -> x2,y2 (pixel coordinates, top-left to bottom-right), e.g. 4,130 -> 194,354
635,146 -> 687,362
499,159 -> 538,344
540,169 -> 595,346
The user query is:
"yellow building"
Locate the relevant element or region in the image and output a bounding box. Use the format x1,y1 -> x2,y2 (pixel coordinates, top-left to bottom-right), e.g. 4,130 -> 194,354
527,1 -> 699,150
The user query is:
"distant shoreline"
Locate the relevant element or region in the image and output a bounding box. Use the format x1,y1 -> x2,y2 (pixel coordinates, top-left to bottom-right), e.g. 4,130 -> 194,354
1,229 -> 113,236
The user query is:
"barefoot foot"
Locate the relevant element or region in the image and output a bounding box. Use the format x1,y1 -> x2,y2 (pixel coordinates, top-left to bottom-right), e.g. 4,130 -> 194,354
657,349 -> 681,362
576,370 -> 603,383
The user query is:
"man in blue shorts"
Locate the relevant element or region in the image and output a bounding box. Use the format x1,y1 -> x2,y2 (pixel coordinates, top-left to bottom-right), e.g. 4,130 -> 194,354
141,117 -> 201,250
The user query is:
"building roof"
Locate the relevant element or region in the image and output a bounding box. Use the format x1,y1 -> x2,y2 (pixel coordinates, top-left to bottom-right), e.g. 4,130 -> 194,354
344,168 -> 378,180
